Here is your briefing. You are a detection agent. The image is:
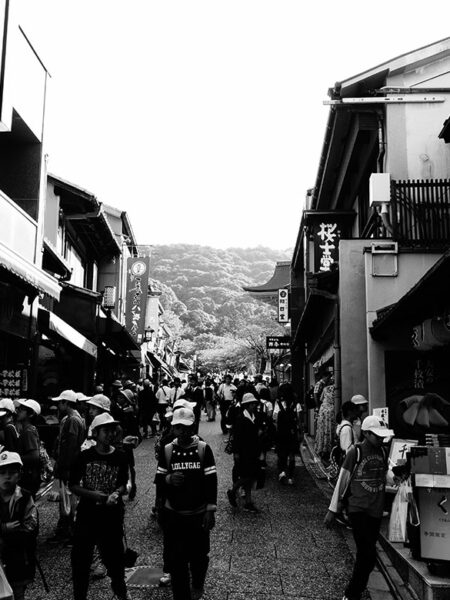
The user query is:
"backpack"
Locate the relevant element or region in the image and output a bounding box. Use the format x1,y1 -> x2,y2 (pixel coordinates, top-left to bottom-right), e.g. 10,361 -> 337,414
329,423 -> 354,479
164,440 -> 207,469
341,443 -> 388,506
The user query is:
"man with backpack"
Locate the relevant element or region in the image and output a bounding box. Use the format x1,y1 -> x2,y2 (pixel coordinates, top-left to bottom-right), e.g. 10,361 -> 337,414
324,415 -> 394,600
155,407 -> 217,600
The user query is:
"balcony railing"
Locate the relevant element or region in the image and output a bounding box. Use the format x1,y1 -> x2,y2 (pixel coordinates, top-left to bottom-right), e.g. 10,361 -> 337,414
365,179 -> 450,246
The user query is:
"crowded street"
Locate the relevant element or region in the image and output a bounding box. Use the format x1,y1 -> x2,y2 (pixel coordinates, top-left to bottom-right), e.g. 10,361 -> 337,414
2,5 -> 450,600
25,413 -> 392,600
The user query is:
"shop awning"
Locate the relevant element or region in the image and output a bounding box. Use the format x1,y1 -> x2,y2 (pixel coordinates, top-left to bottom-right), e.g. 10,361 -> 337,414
39,308 -> 97,358
147,351 -> 173,377
98,310 -> 140,352
370,249 -> 450,340
0,242 -> 61,300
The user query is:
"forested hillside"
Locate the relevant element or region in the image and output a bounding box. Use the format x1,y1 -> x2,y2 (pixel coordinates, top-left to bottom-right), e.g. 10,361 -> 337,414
149,244 -> 291,372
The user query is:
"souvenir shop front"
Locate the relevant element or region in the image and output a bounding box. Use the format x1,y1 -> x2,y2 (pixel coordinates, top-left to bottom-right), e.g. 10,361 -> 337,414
371,251 -> 450,572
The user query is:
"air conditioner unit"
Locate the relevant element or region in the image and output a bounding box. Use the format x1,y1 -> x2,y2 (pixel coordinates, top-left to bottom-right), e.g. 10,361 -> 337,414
369,173 -> 391,207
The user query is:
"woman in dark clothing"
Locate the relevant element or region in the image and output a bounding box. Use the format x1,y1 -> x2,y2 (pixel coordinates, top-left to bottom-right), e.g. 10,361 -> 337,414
274,383 -> 299,485
16,399 -> 42,498
226,393 -> 261,513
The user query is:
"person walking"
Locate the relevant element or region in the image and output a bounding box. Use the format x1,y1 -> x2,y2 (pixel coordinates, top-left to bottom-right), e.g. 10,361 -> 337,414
16,399 -> 42,498
49,389 -> 86,544
324,415 -> 394,600
137,379 -> 158,438
155,407 -> 217,600
0,398 -> 19,452
217,375 -> 236,434
0,451 -> 38,600
273,383 -> 299,486
226,392 -> 261,513
69,413 -> 130,600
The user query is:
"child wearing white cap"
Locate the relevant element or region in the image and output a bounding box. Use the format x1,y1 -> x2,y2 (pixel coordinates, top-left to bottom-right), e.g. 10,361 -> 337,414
324,415 -> 394,600
0,451 -> 38,600
0,398 -> 19,453
69,413 -> 130,600
16,399 -> 42,498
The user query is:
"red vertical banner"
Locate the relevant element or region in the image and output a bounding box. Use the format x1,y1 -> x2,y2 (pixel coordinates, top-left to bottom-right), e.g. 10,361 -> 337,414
125,257 -> 150,344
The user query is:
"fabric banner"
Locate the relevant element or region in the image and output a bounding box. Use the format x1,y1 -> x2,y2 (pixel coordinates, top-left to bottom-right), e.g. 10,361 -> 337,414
125,257 -> 150,344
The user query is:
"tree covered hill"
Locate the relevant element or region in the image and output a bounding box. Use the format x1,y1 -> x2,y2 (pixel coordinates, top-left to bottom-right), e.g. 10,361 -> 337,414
149,244 -> 292,372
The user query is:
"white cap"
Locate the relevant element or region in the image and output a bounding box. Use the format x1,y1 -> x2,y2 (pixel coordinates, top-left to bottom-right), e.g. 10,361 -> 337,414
361,415 -> 394,442
241,392 -> 258,405
76,392 -> 91,401
91,413 -> 119,431
173,399 -> 196,410
172,407 -> 195,426
52,390 -> 78,403
17,399 -> 41,416
0,399 -> 16,413
86,394 -> 111,412
0,451 -> 22,468
350,394 -> 368,405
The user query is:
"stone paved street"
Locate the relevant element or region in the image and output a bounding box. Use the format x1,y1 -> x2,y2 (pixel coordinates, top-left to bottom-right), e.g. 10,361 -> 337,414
29,416 -> 377,600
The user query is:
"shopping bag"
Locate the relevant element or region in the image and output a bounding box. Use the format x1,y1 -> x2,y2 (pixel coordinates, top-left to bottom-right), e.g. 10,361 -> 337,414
388,480 -> 409,542
0,562 -> 14,600
60,481 -> 73,517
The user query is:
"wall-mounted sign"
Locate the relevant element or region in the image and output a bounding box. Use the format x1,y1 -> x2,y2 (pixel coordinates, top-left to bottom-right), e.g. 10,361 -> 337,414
266,336 -> 291,350
0,369 -> 25,397
315,222 -> 338,272
125,257 -> 150,344
278,289 -> 289,323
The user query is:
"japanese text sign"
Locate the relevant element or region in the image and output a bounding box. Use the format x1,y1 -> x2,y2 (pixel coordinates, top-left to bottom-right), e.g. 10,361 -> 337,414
278,289 -> 289,323
315,222 -> 339,272
125,257 -> 150,344
266,336 -> 291,350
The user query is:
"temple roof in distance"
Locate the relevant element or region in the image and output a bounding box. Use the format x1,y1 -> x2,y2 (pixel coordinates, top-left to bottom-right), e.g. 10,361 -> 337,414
243,261 -> 291,299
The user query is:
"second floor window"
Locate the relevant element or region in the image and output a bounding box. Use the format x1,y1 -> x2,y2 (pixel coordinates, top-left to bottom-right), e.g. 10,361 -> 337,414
65,242 -> 85,288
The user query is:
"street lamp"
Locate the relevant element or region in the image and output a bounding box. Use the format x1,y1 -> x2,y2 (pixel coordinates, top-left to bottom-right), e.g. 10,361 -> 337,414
144,328 -> 154,343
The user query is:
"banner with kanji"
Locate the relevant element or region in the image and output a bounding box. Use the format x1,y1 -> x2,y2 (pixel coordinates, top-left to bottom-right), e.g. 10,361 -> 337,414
125,257 -> 150,344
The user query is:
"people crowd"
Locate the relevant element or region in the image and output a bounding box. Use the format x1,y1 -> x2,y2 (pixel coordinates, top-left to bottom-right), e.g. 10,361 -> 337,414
0,370 -> 396,600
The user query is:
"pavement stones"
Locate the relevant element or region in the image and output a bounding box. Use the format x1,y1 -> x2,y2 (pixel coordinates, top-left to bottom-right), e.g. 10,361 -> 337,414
28,415 -> 384,599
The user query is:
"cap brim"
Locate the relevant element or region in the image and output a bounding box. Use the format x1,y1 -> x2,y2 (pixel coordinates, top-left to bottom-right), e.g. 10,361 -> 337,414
172,418 -> 194,426
370,428 -> 395,440
92,420 -> 119,429
0,410 -> 6,417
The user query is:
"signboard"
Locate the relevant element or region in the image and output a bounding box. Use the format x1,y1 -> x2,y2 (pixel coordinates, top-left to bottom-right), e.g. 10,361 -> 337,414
266,336 -> 291,350
278,289 -> 289,323
314,222 -> 339,272
372,407 -> 389,426
125,257 -> 150,344
0,368 -> 25,398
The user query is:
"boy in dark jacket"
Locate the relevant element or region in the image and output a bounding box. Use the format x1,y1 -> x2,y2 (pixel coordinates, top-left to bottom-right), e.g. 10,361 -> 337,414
155,407 -> 217,600
0,451 -> 38,600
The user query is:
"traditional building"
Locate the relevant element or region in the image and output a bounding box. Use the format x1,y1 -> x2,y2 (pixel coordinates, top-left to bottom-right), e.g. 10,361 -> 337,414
291,38 -> 450,438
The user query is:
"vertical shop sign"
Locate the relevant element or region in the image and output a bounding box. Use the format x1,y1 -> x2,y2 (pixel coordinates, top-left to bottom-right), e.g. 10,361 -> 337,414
125,257 -> 150,344
278,289 -> 289,323
315,222 -> 339,272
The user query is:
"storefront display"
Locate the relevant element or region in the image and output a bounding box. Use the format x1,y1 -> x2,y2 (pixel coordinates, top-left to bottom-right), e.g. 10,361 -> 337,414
385,350 -> 450,440
410,446 -> 450,565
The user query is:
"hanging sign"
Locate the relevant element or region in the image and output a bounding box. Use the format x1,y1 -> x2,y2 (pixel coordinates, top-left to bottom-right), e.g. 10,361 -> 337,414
266,336 -> 291,350
125,257 -> 150,344
278,289 -> 289,323
314,222 -> 339,272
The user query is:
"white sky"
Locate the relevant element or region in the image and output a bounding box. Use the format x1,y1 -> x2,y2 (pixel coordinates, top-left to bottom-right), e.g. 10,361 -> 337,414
16,0 -> 450,250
